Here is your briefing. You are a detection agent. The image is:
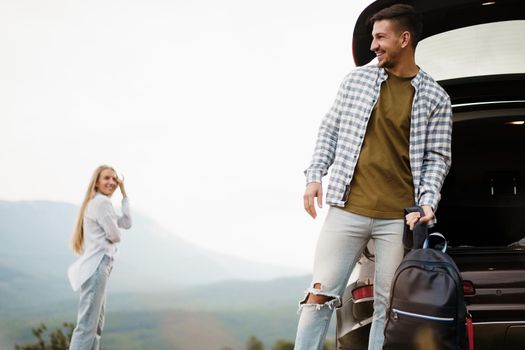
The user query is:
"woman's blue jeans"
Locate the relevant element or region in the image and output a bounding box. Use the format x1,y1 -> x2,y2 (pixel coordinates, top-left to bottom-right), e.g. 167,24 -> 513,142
294,208 -> 405,350
69,255 -> 113,350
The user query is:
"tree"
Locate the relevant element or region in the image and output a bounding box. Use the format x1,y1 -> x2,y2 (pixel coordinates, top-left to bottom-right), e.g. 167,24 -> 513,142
14,322 -> 74,350
246,335 -> 264,350
323,340 -> 336,350
269,339 -> 334,350
271,340 -> 294,350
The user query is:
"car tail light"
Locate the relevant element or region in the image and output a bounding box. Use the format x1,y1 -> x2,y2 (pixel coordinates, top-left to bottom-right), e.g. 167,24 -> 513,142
463,280 -> 476,296
352,285 -> 374,301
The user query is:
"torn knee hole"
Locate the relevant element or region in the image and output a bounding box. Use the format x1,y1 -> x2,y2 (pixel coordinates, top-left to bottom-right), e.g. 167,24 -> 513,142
302,282 -> 335,304
305,293 -> 334,304
297,284 -> 342,313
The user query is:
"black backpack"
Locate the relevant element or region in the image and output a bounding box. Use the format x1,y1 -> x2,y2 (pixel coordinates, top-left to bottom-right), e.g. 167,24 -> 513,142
383,219 -> 470,350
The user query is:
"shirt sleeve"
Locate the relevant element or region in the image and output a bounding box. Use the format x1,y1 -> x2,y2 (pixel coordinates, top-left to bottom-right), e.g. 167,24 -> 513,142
418,95 -> 453,211
118,196 -> 132,229
94,197 -> 132,243
304,76 -> 349,183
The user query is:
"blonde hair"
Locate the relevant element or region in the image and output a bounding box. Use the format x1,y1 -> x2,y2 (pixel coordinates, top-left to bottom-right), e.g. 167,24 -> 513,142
70,165 -> 117,255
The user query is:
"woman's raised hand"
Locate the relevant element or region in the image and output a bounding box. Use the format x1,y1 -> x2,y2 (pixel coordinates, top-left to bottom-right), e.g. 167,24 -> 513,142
117,175 -> 127,198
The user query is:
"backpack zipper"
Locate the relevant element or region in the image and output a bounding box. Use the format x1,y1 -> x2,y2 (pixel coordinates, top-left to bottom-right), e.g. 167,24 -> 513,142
392,308 -> 454,322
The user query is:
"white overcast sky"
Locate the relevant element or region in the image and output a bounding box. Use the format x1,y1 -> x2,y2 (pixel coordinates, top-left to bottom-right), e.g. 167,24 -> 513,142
1,0 -> 373,271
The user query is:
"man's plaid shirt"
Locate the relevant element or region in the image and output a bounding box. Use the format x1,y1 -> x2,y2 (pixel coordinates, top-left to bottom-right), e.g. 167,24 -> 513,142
305,65 -> 452,220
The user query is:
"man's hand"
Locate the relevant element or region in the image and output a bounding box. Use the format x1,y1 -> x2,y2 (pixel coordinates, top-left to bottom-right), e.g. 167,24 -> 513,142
405,205 -> 434,230
303,182 -> 323,219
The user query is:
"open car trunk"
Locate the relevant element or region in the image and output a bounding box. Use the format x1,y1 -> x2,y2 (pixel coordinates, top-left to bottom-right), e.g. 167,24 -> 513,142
434,74 -> 525,248
433,76 -> 525,330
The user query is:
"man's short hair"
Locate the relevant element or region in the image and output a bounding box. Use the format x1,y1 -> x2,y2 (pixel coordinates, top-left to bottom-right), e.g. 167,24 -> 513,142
369,3 -> 423,48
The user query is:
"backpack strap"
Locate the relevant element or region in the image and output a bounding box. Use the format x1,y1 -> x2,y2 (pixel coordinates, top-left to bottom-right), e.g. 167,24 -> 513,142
423,232 -> 448,253
466,313 -> 474,350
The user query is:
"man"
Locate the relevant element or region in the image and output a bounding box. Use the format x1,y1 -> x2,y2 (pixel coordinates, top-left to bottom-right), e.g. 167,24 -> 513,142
294,4 -> 452,350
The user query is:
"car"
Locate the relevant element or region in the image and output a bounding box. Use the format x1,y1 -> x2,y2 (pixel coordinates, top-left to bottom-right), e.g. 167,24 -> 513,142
335,0 -> 525,349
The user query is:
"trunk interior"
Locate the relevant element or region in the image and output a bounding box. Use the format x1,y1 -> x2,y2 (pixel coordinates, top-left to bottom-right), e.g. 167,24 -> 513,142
434,113 -> 525,248
434,112 -> 525,324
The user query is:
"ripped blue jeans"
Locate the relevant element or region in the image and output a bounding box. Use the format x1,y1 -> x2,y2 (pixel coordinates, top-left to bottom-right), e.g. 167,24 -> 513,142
294,207 -> 405,350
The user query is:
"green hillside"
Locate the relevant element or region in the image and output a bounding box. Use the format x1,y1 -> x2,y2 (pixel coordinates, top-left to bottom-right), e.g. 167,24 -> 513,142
4,308 -> 322,350
2,276 -> 337,350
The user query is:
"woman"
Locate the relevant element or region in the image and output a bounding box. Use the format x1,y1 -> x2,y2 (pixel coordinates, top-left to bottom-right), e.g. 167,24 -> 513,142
67,165 -> 132,350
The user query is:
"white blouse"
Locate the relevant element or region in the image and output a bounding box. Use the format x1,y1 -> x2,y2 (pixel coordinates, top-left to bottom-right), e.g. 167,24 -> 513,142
67,193 -> 132,291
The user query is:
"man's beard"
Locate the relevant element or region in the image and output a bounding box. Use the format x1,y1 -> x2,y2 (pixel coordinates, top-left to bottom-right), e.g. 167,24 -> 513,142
378,58 -> 395,69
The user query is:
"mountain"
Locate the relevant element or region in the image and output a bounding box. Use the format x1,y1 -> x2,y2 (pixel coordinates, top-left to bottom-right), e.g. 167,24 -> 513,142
0,200 -> 337,350
0,200 -> 302,308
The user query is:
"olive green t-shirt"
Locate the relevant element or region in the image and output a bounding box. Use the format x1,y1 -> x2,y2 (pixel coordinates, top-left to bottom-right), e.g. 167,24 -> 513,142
343,72 -> 415,219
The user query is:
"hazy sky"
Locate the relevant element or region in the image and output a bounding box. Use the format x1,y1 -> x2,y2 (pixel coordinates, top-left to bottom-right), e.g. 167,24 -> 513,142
1,0 -> 373,271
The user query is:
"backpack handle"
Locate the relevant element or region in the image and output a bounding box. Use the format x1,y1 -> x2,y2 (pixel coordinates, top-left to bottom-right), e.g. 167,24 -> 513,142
403,206 -> 428,249
423,232 -> 448,253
